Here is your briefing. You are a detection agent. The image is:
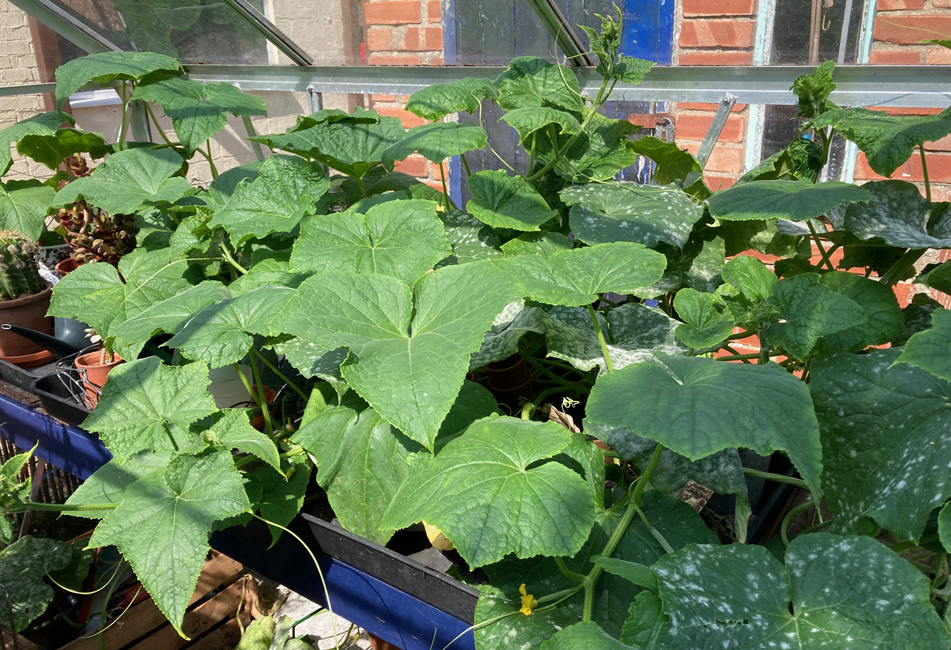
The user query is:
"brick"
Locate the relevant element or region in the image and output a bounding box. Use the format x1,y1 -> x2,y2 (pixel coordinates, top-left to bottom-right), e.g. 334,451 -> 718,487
430,161 -> 447,180
364,1 -> 421,25
366,27 -> 392,51
926,46 -> 951,64
424,27 -> 442,49
874,16 -> 951,45
429,56 -> 445,66
929,135 -> 951,152
855,151 -> 951,183
428,0 -> 442,22
704,173 -> 738,190
373,105 -> 428,128
679,19 -> 754,48
394,155 -> 429,176
678,50 -> 752,65
862,106 -> 941,116
876,0 -> 926,9
367,53 -> 422,66
399,27 -> 424,50
682,142 -> 745,173
678,102 -> 748,111
937,0 -> 951,7
675,114 -> 746,142
401,26 -> 442,50
682,0 -> 755,16
371,94 -> 398,102
869,47 -> 922,64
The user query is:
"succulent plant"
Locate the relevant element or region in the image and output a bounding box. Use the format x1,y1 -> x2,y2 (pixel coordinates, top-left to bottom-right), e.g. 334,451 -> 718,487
0,231 -> 45,301
56,155 -> 137,266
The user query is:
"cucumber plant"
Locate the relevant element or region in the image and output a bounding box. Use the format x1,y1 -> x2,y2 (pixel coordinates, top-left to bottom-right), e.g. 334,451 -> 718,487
3,12 -> 951,649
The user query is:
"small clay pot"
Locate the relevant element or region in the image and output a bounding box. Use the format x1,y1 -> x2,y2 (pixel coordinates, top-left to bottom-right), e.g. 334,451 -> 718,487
250,386 -> 278,430
484,355 -> 533,406
0,288 -> 53,360
55,258 -> 82,277
75,349 -> 123,408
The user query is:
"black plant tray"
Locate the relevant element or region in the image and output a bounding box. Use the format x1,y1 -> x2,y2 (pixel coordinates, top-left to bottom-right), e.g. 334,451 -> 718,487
30,373 -> 91,426
301,513 -> 480,622
0,357 -> 56,391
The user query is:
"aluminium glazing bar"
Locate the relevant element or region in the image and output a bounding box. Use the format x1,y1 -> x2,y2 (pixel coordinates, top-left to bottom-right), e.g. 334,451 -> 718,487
218,0 -> 313,66
525,0 -> 593,67
0,82 -> 56,98
7,0 -> 120,54
181,64 -> 951,108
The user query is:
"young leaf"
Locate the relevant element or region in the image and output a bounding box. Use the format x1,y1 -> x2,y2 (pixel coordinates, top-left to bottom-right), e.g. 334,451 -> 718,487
405,77 -> 496,121
539,622 -> 630,650
83,357 -> 217,461
620,591 -> 668,647
591,557 -> 659,592
292,404 -> 422,544
254,460 -> 311,548
53,148 -> 192,215
381,417 -> 596,568
897,308 -> 951,383
813,271 -> 903,355
88,450 -> 250,636
133,76 -> 267,154
499,107 -> 582,142
251,115 -> 404,179
708,179 -> 869,222
0,111 -> 71,174
763,273 -> 867,360
54,51 -> 183,109
209,155 -> 329,245
16,128 -> 106,170
470,300 -> 546,369
791,60 -> 837,119
0,181 -> 55,240
500,232 -> 572,258
280,263 -> 522,450
500,242 -> 667,307
812,349 -> 951,541
64,451 -> 172,517
381,121 -> 487,168
587,353 -> 822,495
495,57 -> 583,112
543,302 -> 685,373
535,112 -> 638,182
812,105 -> 951,177
166,286 -> 297,368
650,534 -> 948,649
918,260 -> 951,294
672,288 -> 734,349
290,199 -> 451,284
560,182 -> 704,249
842,179 -> 951,248
467,170 -> 558,231
228,259 -> 307,296
206,160 -> 263,207
720,254 -> 776,303
0,536 -> 77,632
629,136 -> 703,186
201,409 -> 280,472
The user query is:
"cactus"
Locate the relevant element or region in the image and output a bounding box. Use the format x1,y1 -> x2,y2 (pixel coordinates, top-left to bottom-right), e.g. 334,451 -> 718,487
0,231 -> 45,301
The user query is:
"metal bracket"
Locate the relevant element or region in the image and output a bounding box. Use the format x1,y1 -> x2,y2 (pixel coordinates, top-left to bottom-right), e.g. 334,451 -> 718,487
219,0 -> 313,66
7,0 -> 120,54
697,93 -> 738,168
128,99 -> 151,143
525,0 -> 593,67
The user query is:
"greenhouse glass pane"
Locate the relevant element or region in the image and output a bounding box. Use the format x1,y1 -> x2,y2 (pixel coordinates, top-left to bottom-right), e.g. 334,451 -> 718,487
42,0 -> 270,64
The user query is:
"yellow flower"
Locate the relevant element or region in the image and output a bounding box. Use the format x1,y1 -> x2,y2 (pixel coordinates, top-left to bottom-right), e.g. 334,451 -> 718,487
519,583 -> 538,616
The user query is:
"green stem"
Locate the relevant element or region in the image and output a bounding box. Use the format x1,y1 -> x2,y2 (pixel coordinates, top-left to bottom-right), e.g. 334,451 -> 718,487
117,82 -> 129,150
586,304 -> 614,372
162,421 -> 179,452
743,468 -> 809,489
714,353 -> 763,361
522,355 -> 582,389
781,501 -> 815,547
251,348 -> 308,401
536,586 -> 583,606
439,161 -> 451,210
921,145 -> 932,202
880,248 -> 924,286
525,103 -> 602,183
144,102 -> 174,146
635,505 -> 675,554
632,443 -> 664,509
583,488 -> 639,622
807,220 -> 835,272
357,176 -> 368,198
204,141 -> 219,179
249,354 -> 275,439
460,153 -> 472,178
554,557 -> 586,582
220,240 -> 248,275
520,402 -> 534,420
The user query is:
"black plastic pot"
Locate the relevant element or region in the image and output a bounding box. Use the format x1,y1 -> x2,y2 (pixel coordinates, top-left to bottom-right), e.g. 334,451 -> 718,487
30,374 -> 91,426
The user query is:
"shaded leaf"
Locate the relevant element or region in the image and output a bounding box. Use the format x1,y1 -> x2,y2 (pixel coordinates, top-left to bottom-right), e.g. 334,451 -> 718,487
843,179 -> 951,248
672,288 -> 733,349
495,57 -> 583,112
381,122 -> 487,168
0,181 -> 54,240
708,179 -> 869,222
467,170 -> 557,231
629,136 -> 702,185
500,107 -> 582,142
405,77 -> 496,121
55,51 -> 183,109
0,111 -> 70,174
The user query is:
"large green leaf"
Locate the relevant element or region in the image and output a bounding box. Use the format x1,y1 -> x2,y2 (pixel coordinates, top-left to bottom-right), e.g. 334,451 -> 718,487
109,281 -> 229,360
16,128 -> 106,170
543,302 -> 684,373
629,136 -> 702,185
535,112 -> 638,182
499,107 -> 582,142
495,57 -> 583,112
437,209 -> 504,265
381,417 -> 595,568
587,353 -> 822,494
290,199 -> 450,284
466,170 -> 557,231
83,357 -> 217,461
49,247 -> 193,343
649,533 -> 948,649
634,236 -> 725,300
88,450 -> 250,636
292,404 -> 421,544
54,51 -> 183,109
500,231 -> 572,258
280,263 -> 522,450
500,242 -> 666,307
897,308 -> 951,383
842,179 -> 951,248
405,77 -> 496,121
0,182 -> 55,240
250,114 -> 404,179
812,349 -> 951,540
0,536 -> 76,632
763,273 -> 867,360
672,288 -> 734,349
0,111 -> 70,174
209,155 -> 328,245
53,148 -> 191,215
381,122 -> 487,168
813,105 -> 951,177
919,260 -> 951,294
814,271 -> 902,355
166,286 -> 296,368
708,179 -> 869,222
620,591 -> 667,648
469,300 -> 545,369
64,451 -> 172,517
206,161 -> 263,207
133,76 -> 267,154
201,409 -> 280,471
269,337 -> 348,399
560,182 -> 704,249
540,622 -> 629,650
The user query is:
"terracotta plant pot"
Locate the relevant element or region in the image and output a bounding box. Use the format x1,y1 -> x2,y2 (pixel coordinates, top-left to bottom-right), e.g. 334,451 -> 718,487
0,287 -> 54,361
250,386 -> 278,430
484,355 -> 533,406
55,258 -> 82,277
75,349 -> 123,408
